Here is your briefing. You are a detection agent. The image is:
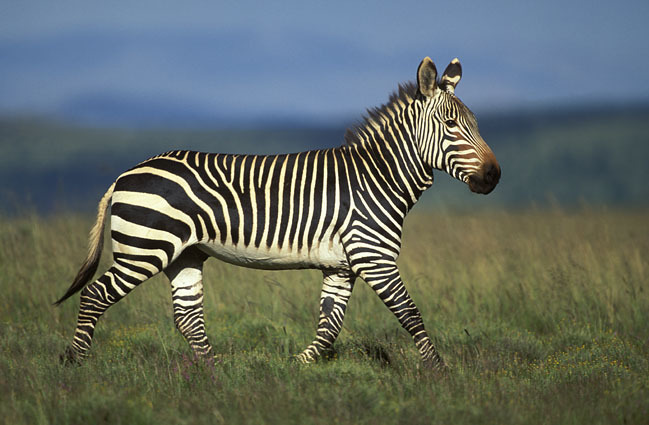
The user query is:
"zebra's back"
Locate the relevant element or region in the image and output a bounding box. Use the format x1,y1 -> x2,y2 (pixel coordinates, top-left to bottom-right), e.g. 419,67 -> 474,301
111,149 -> 352,270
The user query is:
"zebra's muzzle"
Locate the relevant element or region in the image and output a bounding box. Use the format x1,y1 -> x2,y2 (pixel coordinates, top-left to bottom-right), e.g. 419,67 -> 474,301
468,161 -> 501,194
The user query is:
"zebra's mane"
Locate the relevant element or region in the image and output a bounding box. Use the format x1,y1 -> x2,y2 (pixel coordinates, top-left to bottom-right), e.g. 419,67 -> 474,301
343,81 -> 419,146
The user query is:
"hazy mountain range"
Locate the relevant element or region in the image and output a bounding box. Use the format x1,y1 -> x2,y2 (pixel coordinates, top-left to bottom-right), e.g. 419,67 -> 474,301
2,0 -> 649,127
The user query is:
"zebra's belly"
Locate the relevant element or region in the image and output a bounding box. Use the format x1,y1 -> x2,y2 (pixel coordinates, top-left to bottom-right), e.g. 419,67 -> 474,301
196,240 -> 347,270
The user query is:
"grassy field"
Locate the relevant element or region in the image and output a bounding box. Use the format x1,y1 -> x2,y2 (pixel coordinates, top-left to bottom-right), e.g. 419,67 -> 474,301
1,209 -> 648,424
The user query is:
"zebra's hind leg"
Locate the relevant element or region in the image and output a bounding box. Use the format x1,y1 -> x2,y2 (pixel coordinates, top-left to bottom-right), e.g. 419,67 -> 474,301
65,263 -> 158,363
163,247 -> 214,359
297,269 -> 356,363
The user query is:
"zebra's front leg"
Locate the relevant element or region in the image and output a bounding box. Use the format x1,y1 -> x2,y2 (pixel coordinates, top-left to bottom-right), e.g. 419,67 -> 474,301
164,248 -> 214,359
358,262 -> 445,369
297,269 -> 356,363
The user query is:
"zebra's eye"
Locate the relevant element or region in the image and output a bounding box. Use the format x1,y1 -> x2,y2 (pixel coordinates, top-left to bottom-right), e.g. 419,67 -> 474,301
445,119 -> 457,128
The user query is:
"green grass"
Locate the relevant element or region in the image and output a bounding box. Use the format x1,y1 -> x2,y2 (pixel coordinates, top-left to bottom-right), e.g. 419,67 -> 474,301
1,209 -> 648,424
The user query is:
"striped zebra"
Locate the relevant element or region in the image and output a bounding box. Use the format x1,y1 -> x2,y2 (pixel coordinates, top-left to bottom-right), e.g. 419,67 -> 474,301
56,57 -> 500,369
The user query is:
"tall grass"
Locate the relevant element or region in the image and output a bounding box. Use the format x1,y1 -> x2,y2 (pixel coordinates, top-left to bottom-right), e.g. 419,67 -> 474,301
1,209 -> 648,424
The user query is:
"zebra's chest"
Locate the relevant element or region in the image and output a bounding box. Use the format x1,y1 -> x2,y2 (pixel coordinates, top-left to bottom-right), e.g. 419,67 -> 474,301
196,239 -> 347,270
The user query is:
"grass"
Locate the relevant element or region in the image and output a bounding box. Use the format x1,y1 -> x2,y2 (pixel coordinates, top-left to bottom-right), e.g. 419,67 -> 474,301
1,208 -> 648,424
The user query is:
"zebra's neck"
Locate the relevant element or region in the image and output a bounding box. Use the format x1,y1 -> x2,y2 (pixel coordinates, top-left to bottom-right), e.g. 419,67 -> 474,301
341,105 -> 434,215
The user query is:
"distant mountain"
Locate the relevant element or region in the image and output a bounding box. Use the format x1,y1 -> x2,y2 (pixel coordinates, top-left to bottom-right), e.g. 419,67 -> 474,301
0,28 -> 426,126
57,91 -> 349,129
59,92 -> 245,128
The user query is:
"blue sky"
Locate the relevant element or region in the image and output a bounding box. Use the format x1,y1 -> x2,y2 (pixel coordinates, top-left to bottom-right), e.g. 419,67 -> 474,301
1,0 -> 648,126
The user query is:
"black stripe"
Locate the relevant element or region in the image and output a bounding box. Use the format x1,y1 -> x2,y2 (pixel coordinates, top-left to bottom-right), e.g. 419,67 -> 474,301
111,230 -> 175,264
306,151 -> 325,248
276,154 -> 296,248
112,202 -> 191,244
287,152 -> 306,248
331,148 -> 350,238
266,155 -> 285,248
239,156 -> 255,247
114,257 -> 155,279
253,156 -> 269,248
297,152 -> 315,251
113,252 -> 163,271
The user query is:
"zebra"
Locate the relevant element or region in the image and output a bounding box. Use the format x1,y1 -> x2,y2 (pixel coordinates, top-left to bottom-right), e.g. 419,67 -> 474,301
56,57 -> 500,369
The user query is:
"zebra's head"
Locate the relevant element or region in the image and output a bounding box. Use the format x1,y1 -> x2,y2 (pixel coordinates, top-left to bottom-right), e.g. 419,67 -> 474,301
415,57 -> 500,194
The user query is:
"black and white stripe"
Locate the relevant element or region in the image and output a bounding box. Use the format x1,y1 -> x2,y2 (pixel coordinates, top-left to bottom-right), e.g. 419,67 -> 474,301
57,57 -> 500,368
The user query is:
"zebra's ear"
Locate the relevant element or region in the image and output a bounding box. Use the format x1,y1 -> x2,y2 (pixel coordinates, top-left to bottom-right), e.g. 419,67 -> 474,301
417,57 -> 438,98
440,58 -> 462,94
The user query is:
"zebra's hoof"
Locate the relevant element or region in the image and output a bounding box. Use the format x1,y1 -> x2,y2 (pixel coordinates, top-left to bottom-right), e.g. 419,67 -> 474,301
59,346 -> 81,366
422,357 -> 450,375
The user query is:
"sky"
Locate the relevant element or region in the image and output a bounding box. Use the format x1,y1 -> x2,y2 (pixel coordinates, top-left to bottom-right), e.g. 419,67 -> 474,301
1,0 -> 648,126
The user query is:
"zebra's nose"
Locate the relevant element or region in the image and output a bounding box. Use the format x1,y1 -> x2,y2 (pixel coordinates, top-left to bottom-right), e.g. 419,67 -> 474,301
468,160 -> 501,194
483,162 -> 501,187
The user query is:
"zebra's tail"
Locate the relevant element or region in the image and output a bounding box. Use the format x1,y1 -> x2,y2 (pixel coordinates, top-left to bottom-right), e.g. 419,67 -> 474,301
54,182 -> 116,306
